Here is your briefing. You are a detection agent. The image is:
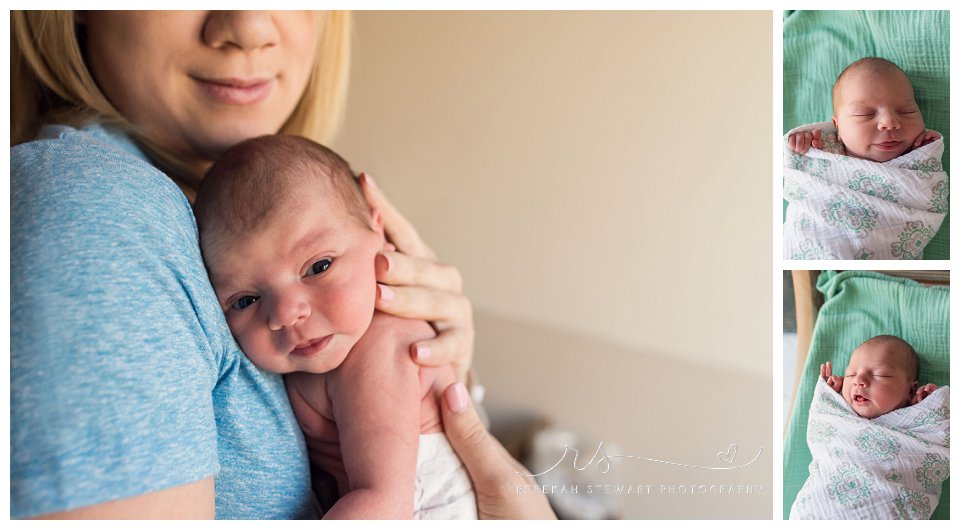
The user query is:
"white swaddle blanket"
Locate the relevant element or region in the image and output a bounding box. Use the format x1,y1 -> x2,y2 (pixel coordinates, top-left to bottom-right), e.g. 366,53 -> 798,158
783,122 -> 948,260
790,379 -> 950,519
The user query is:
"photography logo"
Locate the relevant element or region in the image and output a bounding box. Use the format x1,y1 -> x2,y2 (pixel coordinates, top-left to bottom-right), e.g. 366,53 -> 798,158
515,441 -> 766,497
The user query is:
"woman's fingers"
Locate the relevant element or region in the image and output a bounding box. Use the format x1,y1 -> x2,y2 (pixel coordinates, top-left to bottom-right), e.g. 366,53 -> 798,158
376,283 -> 472,323
376,283 -> 474,379
359,173 -> 436,260
411,327 -> 475,381
376,251 -> 463,292
440,383 -> 556,519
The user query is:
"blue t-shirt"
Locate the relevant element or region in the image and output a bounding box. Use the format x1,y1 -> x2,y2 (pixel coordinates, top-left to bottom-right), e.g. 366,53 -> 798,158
10,124 -> 318,519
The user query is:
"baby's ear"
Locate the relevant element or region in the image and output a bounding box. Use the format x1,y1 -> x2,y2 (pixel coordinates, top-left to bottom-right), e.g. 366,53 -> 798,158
831,116 -> 838,129
369,208 -> 384,236
910,381 -> 919,393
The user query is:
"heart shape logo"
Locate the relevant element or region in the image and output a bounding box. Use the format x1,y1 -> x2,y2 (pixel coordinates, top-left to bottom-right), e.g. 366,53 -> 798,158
717,443 -> 737,463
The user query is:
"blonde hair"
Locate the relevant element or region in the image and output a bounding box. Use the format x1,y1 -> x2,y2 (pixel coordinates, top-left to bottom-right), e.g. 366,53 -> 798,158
11,11 -> 351,192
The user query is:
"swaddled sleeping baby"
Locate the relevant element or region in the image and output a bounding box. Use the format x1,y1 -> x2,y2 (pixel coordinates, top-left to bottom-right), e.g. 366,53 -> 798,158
790,335 -> 950,519
783,57 -> 948,259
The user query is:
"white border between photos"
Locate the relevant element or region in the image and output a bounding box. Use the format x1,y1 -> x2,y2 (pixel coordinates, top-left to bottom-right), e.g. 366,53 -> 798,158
3,1 -> 957,527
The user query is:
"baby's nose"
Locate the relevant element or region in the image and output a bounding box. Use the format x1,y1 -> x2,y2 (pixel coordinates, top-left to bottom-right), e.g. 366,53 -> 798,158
877,112 -> 901,130
268,293 -> 311,331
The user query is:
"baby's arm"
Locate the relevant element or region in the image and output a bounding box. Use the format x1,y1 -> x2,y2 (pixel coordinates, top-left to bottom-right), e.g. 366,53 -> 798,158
819,361 -> 843,393
323,312 -> 435,519
787,128 -> 824,154
911,383 -> 939,405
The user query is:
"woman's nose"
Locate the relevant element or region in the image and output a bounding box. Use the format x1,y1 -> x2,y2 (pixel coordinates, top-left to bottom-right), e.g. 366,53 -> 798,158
203,11 -> 279,51
268,292 -> 311,331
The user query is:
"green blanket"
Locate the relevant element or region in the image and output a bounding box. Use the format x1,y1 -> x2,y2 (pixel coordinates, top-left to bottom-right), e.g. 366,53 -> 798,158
782,10 -> 950,259
783,270 -> 950,519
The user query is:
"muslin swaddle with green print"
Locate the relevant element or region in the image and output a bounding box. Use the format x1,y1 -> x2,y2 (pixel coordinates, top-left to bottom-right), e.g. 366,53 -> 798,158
790,378 -> 949,519
783,122 -> 948,260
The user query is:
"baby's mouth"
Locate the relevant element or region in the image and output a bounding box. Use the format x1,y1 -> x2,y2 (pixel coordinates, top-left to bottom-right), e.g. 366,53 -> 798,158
873,140 -> 903,151
853,394 -> 871,405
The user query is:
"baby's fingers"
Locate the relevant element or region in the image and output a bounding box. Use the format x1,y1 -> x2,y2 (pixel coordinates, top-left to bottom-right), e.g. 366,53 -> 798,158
788,132 -> 810,154
811,129 -> 824,148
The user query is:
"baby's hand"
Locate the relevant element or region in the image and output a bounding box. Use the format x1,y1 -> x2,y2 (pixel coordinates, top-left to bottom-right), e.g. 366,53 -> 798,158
911,383 -> 939,405
819,361 -> 843,393
912,130 -> 941,148
788,129 -> 824,154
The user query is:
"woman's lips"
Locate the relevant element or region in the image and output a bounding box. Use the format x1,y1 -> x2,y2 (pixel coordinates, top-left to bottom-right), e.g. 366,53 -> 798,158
290,335 -> 333,357
194,77 -> 275,105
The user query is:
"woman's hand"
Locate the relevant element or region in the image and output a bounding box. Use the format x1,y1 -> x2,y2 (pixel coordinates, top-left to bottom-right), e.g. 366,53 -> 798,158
359,173 -> 475,381
441,383 -> 556,519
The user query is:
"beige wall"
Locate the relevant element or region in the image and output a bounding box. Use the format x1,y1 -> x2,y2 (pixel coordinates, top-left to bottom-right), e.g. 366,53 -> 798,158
333,11 -> 772,518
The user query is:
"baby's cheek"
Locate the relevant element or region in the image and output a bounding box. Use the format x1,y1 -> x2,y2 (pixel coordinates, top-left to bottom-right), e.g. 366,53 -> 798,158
327,279 -> 378,335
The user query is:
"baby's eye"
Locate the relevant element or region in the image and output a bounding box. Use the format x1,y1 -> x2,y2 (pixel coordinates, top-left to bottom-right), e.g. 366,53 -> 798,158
306,258 -> 333,277
232,295 -> 259,311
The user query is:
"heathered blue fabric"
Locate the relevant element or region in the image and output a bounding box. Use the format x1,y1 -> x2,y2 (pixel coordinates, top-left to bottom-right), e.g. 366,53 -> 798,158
10,124 -> 317,519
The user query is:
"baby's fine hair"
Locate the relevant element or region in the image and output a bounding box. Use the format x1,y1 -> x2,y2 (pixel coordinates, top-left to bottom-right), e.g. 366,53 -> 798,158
832,57 -> 913,113
194,135 -> 370,252
859,334 -> 920,381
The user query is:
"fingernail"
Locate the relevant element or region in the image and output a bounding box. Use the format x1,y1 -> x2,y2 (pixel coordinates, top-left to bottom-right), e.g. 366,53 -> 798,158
377,253 -> 392,273
364,173 -> 377,188
414,344 -> 431,361
445,382 -> 469,413
378,284 -> 394,301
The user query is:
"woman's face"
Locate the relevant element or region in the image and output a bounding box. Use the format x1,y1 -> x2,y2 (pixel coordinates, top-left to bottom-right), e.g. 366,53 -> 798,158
82,11 -> 319,163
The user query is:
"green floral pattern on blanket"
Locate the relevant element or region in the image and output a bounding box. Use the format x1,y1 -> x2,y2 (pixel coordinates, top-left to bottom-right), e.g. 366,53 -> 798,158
790,153 -> 832,183
818,129 -> 844,154
899,157 -> 942,178
915,453 -> 949,492
915,406 -> 949,427
891,490 -> 932,520
847,171 -> 901,202
816,389 -> 849,416
891,221 -> 935,259
854,248 -> 875,260
928,180 -> 948,213
785,181 -> 808,201
828,462 -> 873,505
791,239 -> 836,260
855,428 -> 901,459
820,194 -> 878,239
809,419 -> 837,444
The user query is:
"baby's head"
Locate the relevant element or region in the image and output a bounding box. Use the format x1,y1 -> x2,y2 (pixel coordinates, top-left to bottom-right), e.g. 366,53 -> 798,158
831,57 -> 926,162
195,135 -> 384,374
842,335 -> 919,419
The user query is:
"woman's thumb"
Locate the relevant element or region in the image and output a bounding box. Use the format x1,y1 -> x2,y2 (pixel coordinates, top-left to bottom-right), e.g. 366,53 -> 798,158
441,382 -> 501,487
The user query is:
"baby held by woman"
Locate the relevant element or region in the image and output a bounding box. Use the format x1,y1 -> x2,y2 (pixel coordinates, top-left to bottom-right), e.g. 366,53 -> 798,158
790,336 -> 949,519
194,136 -> 476,519
783,57 -> 948,260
